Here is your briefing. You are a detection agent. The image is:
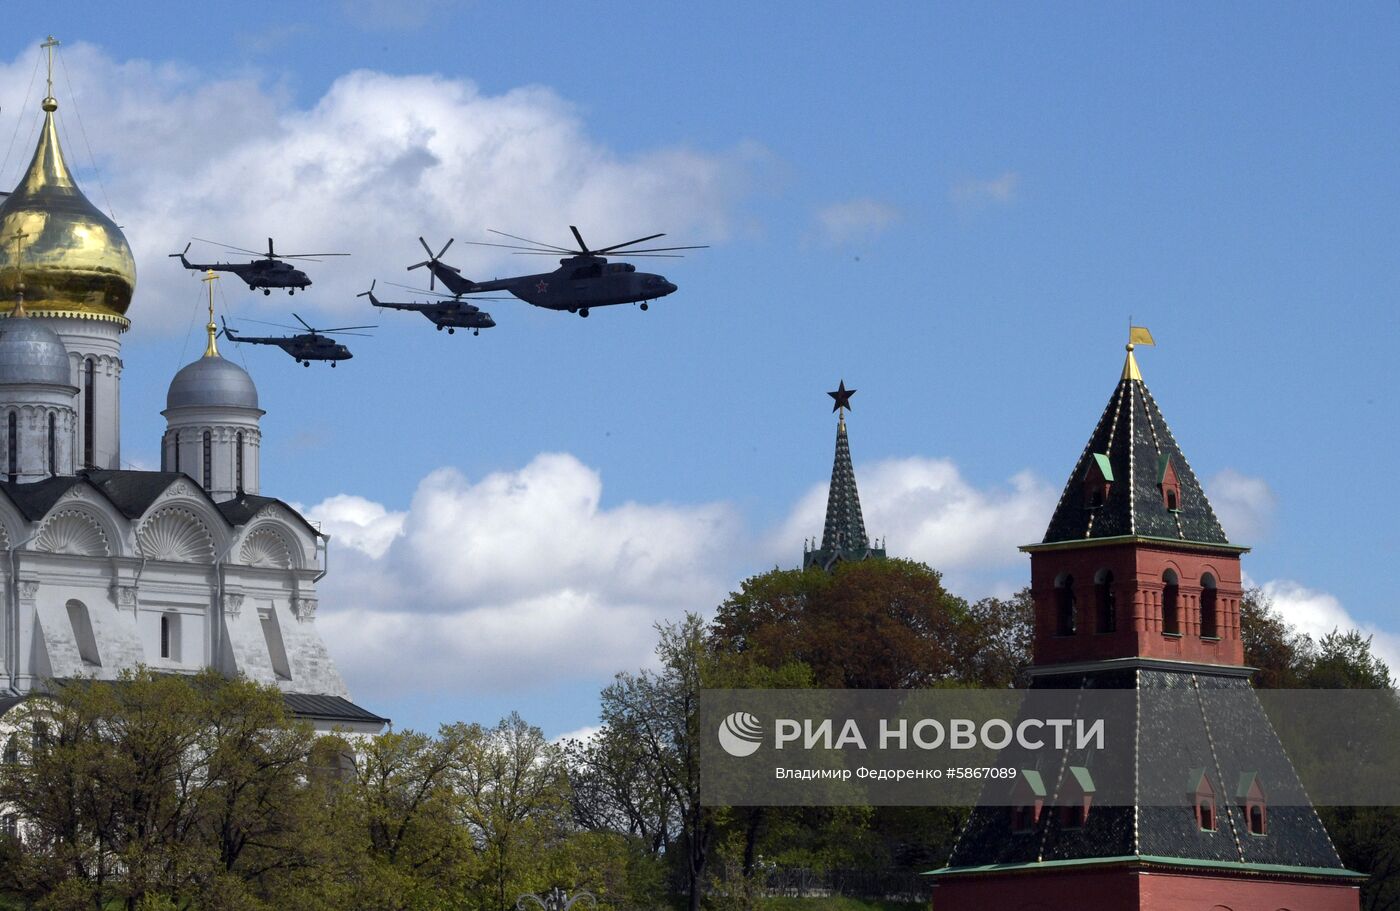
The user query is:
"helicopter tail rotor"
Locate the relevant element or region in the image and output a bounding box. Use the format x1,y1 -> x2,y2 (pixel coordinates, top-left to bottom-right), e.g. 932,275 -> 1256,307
407,236 -> 462,291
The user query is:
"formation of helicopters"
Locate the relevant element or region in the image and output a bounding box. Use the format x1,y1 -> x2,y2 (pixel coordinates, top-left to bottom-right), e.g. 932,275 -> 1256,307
176,227 -> 704,366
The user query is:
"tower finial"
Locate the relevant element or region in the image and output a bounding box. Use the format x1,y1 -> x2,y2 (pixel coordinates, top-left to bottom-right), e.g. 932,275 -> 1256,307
1123,325 -> 1155,381
40,36 -> 60,112
202,270 -> 220,357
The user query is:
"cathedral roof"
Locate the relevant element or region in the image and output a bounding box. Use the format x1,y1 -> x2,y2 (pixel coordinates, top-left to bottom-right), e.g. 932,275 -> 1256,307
0,93 -> 136,324
0,317 -> 73,387
0,470 -> 316,533
1033,347 -> 1235,550
166,355 -> 260,412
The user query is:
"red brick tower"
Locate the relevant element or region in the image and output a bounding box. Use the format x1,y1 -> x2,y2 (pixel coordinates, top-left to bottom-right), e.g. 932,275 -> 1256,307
928,339 -> 1363,910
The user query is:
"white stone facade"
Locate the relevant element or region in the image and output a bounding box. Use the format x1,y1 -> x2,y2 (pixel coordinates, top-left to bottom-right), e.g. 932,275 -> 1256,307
0,475 -> 346,699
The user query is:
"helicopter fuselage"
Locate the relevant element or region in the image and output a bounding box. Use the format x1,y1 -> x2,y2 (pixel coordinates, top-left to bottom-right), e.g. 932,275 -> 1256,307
177,255 -> 311,293
429,255 -> 677,312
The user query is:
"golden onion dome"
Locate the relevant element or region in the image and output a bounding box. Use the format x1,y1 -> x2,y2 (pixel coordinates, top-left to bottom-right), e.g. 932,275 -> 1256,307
0,94 -> 136,326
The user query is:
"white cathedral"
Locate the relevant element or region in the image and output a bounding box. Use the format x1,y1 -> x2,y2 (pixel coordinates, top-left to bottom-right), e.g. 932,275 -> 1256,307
0,78 -> 383,733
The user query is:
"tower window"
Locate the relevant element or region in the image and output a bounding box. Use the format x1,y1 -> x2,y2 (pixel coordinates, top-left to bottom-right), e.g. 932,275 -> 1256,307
1198,798 -> 1215,831
1162,570 -> 1180,635
1094,569 -> 1116,634
236,431 -> 244,492
202,431 -> 212,493
173,431 -> 180,473
48,412 -> 56,476
83,358 -> 95,469
6,411 -> 15,483
1200,573 -> 1218,639
1055,574 -> 1076,636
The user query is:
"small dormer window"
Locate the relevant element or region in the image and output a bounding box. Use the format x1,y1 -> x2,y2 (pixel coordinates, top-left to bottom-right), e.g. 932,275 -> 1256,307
1083,453 -> 1113,509
1060,766 -> 1095,829
1009,770 -> 1046,834
1158,454 -> 1181,511
1188,769 -> 1217,832
1237,773 -> 1267,836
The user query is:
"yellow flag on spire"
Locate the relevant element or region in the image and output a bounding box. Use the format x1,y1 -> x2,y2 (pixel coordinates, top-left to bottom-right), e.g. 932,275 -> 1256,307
1129,326 -> 1155,347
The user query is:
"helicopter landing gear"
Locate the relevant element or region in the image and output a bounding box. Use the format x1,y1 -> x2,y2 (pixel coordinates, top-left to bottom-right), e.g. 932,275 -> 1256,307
448,327 -> 455,334
579,308 -> 590,318
331,361 -> 336,368
302,361 -> 309,367
436,324 -> 443,331
640,302 -> 649,311
473,329 -> 479,336
289,289 -> 295,296
568,307 -> 577,314
263,288 -> 271,296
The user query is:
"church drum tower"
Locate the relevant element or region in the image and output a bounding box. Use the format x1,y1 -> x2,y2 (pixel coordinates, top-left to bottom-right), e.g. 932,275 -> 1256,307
928,338 -> 1363,909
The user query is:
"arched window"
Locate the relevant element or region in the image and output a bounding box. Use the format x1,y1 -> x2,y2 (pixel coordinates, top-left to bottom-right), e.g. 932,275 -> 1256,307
1094,569 -> 1117,634
83,358 -> 95,469
1055,574 -> 1076,636
1162,570 -> 1180,634
47,412 -> 56,476
236,430 -> 244,492
2,735 -> 17,764
6,411 -> 16,483
66,600 -> 101,666
202,431 -> 212,492
1200,573 -> 1218,639
160,612 -> 181,661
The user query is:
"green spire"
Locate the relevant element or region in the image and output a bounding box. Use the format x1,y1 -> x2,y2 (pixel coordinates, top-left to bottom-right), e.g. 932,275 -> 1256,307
804,383 -> 885,571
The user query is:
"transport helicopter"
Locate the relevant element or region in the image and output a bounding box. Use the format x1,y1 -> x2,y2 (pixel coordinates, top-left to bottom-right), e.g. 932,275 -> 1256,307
358,280 -> 497,335
171,238 -> 349,295
407,227 -> 705,318
220,314 -> 373,367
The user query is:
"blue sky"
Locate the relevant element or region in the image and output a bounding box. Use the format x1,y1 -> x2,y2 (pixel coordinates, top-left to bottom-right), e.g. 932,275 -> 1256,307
3,3 -> 1398,736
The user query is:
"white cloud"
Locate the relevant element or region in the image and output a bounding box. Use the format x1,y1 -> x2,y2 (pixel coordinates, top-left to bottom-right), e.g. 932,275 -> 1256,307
315,453 -> 740,698
0,43 -> 751,329
1206,469 -> 1276,543
812,197 -> 899,245
770,456 -> 1056,591
1257,578 -> 1400,678
950,170 -> 1020,207
300,493 -> 406,559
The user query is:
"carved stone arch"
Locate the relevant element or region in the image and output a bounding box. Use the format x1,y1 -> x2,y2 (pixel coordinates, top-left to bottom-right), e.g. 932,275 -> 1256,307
137,506 -> 217,563
37,508 -> 111,557
239,523 -> 297,569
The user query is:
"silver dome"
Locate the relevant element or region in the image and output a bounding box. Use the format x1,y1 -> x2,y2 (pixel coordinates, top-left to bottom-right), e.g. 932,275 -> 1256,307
0,318 -> 72,386
166,355 -> 259,411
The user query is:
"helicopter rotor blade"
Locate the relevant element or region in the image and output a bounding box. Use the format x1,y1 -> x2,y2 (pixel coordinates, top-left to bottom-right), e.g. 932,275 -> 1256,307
241,317 -> 304,331
274,252 -> 350,259
293,313 -> 314,332
356,280 -> 377,298
570,225 -> 590,254
419,236 -> 435,257
604,244 -> 709,253
593,232 -> 666,253
437,238 -> 454,258
460,239 -> 575,254
191,237 -> 265,257
319,324 -> 378,333
486,229 -> 574,253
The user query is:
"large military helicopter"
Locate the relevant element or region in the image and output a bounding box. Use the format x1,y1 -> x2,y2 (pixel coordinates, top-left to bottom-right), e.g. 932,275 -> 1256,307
358,280 -> 497,335
171,238 -> 349,295
407,227 -> 705,318
220,314 -> 373,367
